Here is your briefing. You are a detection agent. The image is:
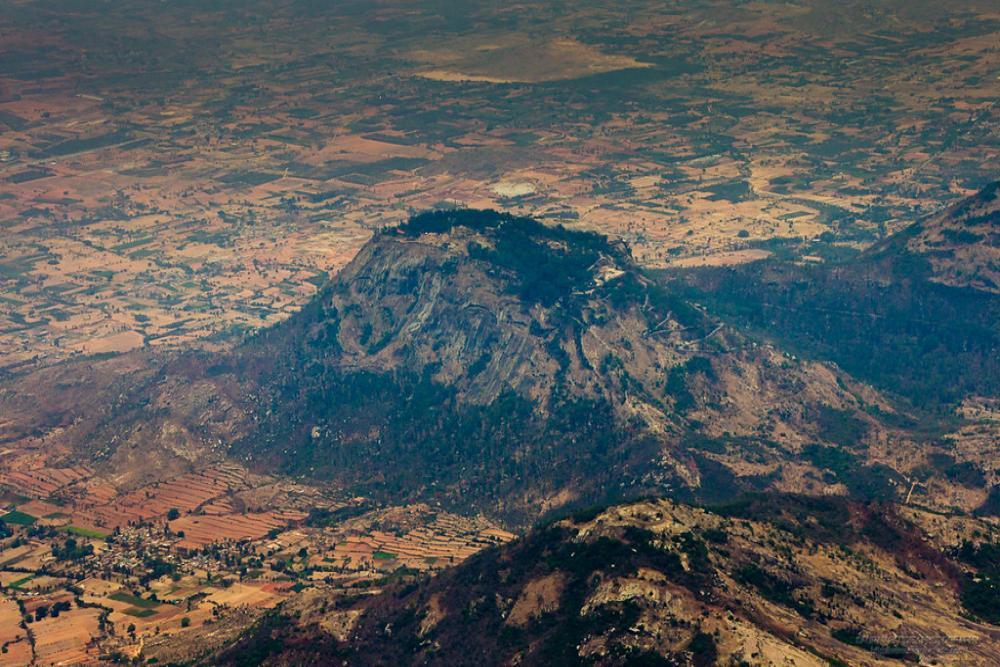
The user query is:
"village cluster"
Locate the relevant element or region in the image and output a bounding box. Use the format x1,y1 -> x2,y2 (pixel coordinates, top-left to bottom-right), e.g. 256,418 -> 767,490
0,460 -> 513,664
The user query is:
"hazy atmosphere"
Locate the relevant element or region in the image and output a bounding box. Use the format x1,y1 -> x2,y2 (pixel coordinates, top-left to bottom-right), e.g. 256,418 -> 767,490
0,1 -> 997,664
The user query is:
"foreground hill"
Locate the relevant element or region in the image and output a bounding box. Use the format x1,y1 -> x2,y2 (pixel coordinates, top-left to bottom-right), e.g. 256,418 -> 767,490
217,494 -> 1000,666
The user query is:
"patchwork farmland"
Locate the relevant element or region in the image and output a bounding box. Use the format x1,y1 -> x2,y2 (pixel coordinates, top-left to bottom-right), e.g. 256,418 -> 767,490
0,0 -> 995,376
0,452 -> 516,663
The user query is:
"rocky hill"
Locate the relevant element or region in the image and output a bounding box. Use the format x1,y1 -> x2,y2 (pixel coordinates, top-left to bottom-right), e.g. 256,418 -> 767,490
215,494 -> 1000,666
220,210 -> 905,522
3,208 -> 993,522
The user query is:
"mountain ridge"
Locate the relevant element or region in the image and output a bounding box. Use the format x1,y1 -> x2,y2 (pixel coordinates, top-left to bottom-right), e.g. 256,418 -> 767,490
667,182 -> 1000,408
878,180 -> 1000,293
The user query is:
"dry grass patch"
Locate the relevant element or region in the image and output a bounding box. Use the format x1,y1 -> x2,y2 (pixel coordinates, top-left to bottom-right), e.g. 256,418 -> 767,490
412,36 -> 650,83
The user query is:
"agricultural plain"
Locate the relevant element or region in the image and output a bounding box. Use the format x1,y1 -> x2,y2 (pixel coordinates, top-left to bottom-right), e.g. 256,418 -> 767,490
1,0 -> 997,373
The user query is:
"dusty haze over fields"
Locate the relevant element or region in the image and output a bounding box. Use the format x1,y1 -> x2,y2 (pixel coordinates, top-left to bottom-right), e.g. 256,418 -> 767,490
1,0 -> 997,372
0,2 -> 998,665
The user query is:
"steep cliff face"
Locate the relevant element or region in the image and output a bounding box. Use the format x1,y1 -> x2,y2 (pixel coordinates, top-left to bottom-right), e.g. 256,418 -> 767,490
226,210 -> 895,522
319,229 -> 576,405
297,212 -> 703,409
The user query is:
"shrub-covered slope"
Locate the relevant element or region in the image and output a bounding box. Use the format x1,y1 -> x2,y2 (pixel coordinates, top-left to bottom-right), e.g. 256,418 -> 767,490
217,495 -> 1000,666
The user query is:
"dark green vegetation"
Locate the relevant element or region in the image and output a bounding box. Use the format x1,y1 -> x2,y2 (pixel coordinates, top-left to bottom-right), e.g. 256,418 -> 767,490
976,486 -> 1000,517
734,563 -> 815,619
664,356 -> 715,414
109,592 -> 160,609
400,209 -> 621,310
397,209 -> 703,327
802,444 -> 900,502
422,212 -> 612,307
2,510 -> 37,526
673,259 -> 996,408
955,541 -> 1000,624
919,452 -> 987,489
51,537 -> 94,562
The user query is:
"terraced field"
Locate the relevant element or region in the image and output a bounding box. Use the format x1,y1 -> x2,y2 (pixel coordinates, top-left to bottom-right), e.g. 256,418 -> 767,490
0,452 -> 518,663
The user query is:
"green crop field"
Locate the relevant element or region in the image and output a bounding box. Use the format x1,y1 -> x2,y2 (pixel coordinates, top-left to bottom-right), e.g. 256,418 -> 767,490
110,592 -> 160,609
63,525 -> 109,539
124,607 -> 158,618
2,510 -> 37,526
